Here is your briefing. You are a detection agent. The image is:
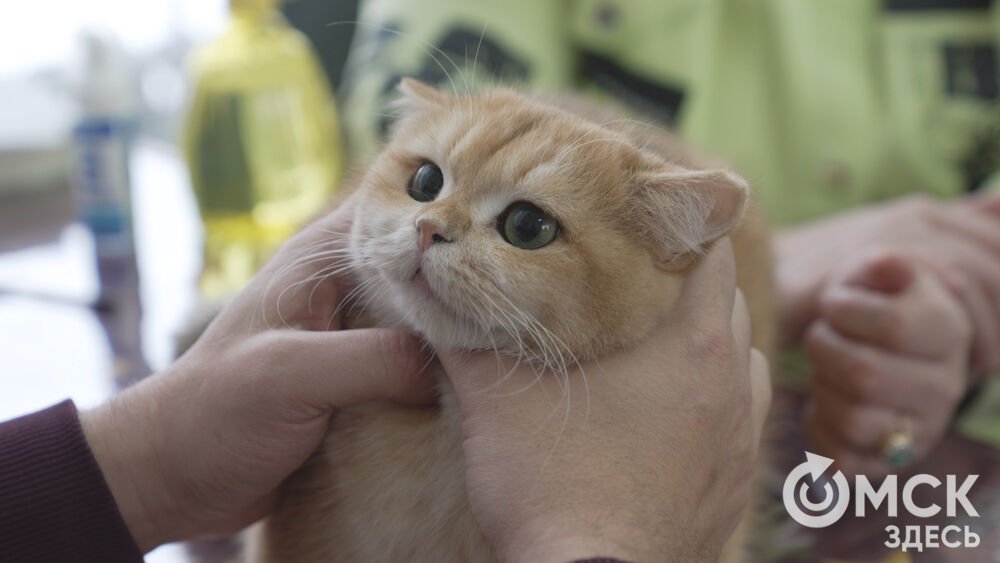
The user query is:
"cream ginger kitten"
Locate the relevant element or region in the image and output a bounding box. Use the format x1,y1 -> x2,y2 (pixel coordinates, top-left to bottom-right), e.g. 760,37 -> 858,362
249,80 -> 773,562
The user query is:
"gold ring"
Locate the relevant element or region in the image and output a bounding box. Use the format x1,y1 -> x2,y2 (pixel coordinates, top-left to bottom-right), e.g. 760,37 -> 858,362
880,417 -> 914,468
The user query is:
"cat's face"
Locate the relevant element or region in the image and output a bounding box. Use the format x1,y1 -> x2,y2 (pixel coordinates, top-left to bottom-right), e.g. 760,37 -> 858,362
348,81 -> 747,365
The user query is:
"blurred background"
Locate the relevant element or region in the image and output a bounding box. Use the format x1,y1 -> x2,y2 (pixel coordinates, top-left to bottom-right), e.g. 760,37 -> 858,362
0,2 -> 359,560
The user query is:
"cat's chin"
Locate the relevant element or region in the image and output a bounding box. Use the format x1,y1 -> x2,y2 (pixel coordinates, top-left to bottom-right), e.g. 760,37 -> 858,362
385,279 -> 501,352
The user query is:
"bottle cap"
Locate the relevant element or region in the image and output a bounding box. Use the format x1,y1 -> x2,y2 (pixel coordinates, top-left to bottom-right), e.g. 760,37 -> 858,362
75,30 -> 138,118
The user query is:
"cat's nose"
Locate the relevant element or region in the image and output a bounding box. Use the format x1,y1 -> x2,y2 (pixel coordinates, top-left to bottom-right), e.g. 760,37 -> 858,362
416,219 -> 452,252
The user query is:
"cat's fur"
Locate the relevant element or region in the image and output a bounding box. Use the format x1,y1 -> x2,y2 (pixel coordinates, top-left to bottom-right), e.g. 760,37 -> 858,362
239,81 -> 774,562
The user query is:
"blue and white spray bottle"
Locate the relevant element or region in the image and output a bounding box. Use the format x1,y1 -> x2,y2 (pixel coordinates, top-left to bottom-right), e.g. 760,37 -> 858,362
70,31 -> 149,385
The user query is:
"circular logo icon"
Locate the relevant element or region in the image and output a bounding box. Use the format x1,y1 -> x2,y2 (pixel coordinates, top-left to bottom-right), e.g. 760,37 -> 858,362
783,452 -> 851,528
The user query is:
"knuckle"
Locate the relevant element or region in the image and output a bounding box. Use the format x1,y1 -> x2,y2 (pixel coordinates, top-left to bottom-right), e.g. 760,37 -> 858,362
251,332 -> 296,372
839,410 -> 868,444
803,322 -> 827,359
868,247 -> 902,264
945,272 -> 970,296
945,383 -> 965,406
881,309 -> 906,348
843,352 -> 880,401
732,380 -> 753,422
947,308 -> 973,346
935,375 -> 966,406
689,320 -> 732,363
226,333 -> 295,397
375,330 -> 419,378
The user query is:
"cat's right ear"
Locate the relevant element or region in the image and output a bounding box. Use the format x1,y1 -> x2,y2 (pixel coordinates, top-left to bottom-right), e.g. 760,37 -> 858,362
630,166 -> 749,270
398,78 -> 448,109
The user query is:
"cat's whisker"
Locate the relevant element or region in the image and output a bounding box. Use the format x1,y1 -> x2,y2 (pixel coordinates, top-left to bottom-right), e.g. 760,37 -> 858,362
328,21 -> 467,99
344,277 -> 389,324
274,256 -> 355,306
261,232 -> 358,325
477,295 -> 559,397
487,285 -> 570,376
470,24 -> 488,93
332,274 -> 382,321
457,275 -> 532,392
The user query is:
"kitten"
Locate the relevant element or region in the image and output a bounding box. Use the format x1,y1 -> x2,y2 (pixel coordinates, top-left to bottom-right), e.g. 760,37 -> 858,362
250,79 -> 774,562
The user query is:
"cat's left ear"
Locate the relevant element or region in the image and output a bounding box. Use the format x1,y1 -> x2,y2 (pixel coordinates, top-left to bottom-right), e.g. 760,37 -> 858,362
631,167 -> 749,268
398,78 -> 449,109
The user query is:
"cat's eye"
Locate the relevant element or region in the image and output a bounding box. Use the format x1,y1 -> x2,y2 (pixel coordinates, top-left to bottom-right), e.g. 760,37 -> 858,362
407,162 -> 444,202
498,201 -> 560,250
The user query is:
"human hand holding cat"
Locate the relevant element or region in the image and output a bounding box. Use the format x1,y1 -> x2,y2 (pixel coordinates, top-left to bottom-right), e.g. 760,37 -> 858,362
804,252 -> 972,478
79,195 -> 437,553
439,239 -> 771,563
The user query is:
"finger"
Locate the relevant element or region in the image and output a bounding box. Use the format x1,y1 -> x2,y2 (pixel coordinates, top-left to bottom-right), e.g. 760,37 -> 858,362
819,286 -> 902,351
804,407 -> 891,479
823,262 -> 973,359
842,252 -> 914,295
279,328 -> 438,407
248,196 -> 367,329
819,283 -> 959,360
810,378 -> 896,454
674,237 -> 737,323
919,243 -> 1000,370
748,348 -> 772,444
932,202 -> 1000,257
932,264 -> 1000,371
260,194 -> 360,279
804,321 -> 955,413
300,192 -> 361,244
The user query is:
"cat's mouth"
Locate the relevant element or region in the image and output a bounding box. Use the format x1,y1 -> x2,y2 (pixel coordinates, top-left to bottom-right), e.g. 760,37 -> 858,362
412,268 -> 432,293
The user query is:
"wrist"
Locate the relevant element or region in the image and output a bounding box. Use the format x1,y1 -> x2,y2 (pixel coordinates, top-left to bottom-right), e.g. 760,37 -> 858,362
79,383 -> 178,553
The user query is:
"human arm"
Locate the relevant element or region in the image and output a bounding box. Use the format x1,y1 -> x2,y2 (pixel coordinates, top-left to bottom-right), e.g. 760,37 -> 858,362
439,239 -> 771,563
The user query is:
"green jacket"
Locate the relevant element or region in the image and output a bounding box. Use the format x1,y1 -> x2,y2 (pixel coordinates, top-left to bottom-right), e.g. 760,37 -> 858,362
341,0 -> 1000,226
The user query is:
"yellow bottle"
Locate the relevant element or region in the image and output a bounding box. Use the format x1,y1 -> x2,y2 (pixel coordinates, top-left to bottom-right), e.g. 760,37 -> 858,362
184,0 -> 341,299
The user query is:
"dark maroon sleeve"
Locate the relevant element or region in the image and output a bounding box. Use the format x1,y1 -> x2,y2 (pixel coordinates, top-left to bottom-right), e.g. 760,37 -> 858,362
0,400 -> 144,562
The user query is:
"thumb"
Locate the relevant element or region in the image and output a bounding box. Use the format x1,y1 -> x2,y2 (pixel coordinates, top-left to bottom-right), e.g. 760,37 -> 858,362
846,252 -> 915,295
279,328 -> 438,408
